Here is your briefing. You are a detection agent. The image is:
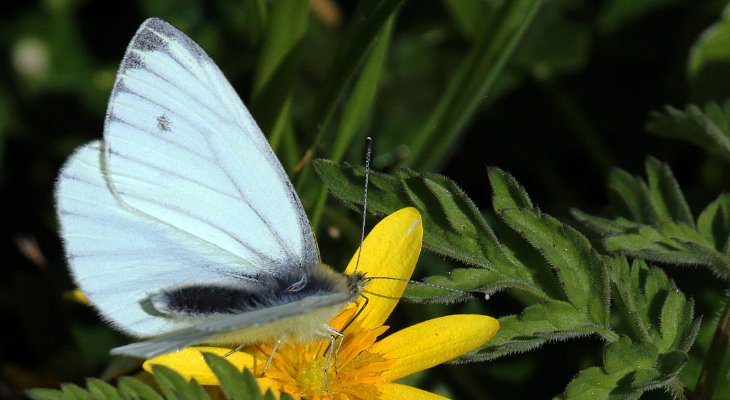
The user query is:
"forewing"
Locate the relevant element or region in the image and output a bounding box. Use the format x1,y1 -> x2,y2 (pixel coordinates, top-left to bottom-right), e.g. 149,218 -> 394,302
110,293 -> 352,358
56,141 -> 255,336
103,18 -> 318,273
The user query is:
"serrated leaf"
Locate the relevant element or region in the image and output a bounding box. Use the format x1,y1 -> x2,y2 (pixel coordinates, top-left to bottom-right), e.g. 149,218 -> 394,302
632,351 -> 687,390
606,168 -> 653,224
316,161 -> 516,273
606,258 -> 651,341
697,193 -> 730,254
87,379 -> 124,400
203,353 -> 262,400
644,157 -> 694,227
658,289 -> 693,352
398,169 -> 504,268
489,167 -> 534,211
402,267 -> 550,302
556,366 -> 640,400
646,103 -> 730,161
152,365 -> 207,400
604,336 -> 658,374
313,160 -> 405,216
471,300 -> 599,361
499,208 -> 609,327
570,209 -> 639,236
602,222 -> 730,279
61,384 -> 92,400
118,377 -> 164,400
632,368 -> 661,389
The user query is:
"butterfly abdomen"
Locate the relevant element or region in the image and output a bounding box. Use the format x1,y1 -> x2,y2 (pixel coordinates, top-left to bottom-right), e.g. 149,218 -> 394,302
147,264 -> 358,318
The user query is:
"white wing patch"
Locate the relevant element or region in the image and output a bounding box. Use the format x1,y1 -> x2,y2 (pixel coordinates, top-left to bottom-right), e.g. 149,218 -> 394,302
102,18 -> 317,272
57,142 -> 259,336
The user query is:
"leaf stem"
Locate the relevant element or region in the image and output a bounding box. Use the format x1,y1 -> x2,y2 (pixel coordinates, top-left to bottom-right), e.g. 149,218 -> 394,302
695,295 -> 730,399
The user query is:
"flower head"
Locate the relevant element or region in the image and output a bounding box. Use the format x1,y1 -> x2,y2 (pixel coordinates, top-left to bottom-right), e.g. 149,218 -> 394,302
144,207 -> 499,399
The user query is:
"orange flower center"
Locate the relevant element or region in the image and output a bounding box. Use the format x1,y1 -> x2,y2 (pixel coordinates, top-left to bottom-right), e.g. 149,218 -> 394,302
249,308 -> 396,400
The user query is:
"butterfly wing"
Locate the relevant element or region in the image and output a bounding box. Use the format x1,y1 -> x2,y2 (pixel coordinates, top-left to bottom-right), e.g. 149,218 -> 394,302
110,292 -> 352,358
56,18 -> 319,337
57,141 -> 252,336
102,18 -> 318,272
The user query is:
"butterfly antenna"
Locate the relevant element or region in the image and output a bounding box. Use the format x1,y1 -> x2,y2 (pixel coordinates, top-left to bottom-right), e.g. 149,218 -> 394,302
353,137 -> 372,275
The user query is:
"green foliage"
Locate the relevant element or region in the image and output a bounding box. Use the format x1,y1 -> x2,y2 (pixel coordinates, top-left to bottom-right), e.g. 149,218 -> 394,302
314,160 -> 699,399
687,3 -> 730,103
403,0 -> 544,171
646,102 -> 730,163
26,355 -> 276,400
572,156 -> 730,280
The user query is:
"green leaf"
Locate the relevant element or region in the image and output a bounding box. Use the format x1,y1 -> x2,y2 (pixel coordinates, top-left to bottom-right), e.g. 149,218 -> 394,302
203,353 -> 262,400
313,160 -> 406,217
87,379 -> 124,400
570,209 -> 638,236
688,4 -> 730,103
403,267 -> 549,302
308,0 -> 405,146
697,193 -> 730,253
645,157 -> 694,227
602,223 -> 730,278
61,384 -> 92,400
576,156 -> 730,279
250,0 -> 309,157
646,102 -> 730,162
242,0 -> 268,44
398,169 -> 502,268
316,161 -> 591,304
405,0 -> 545,171
26,389 -> 66,400
556,366 -> 640,400
632,351 -> 688,390
658,289 -> 694,352
151,365 -> 208,400
606,258 -> 651,341
489,168 -> 534,211
310,15 -> 395,230
118,377 -> 164,400
606,168 -> 653,224
596,0 -> 683,36
470,300 -> 601,361
604,336 -> 658,374
440,0 -> 494,38
499,208 -> 610,328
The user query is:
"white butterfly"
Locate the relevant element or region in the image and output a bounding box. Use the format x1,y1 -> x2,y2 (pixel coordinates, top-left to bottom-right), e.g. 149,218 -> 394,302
55,18 -> 364,359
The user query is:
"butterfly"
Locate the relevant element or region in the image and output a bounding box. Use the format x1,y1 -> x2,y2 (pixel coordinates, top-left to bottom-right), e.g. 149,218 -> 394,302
55,17 -> 367,359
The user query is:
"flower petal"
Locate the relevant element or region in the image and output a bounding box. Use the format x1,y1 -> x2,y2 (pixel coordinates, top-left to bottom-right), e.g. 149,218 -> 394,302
376,383 -> 450,400
344,207 -> 423,330
366,315 -> 499,381
143,346 -> 255,386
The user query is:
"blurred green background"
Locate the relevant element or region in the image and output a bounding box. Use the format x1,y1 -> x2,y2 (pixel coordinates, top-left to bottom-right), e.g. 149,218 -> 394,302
3,0 -> 730,398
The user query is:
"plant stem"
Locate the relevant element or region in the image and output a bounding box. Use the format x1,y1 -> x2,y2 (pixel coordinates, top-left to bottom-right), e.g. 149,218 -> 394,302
695,295 -> 730,399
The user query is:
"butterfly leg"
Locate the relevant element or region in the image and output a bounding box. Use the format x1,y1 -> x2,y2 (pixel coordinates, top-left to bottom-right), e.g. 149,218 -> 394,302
263,336 -> 285,375
223,343 -> 246,358
318,325 -> 344,398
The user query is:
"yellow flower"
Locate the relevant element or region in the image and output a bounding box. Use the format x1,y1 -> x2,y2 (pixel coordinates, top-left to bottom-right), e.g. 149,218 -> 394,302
144,207 -> 499,400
